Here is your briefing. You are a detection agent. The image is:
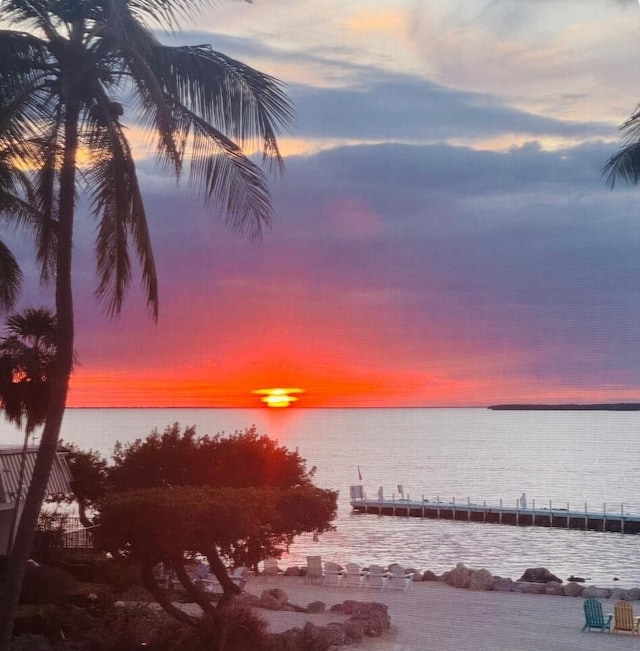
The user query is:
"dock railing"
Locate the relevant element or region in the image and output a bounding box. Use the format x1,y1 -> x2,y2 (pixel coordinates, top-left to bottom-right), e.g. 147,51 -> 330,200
349,487 -> 638,534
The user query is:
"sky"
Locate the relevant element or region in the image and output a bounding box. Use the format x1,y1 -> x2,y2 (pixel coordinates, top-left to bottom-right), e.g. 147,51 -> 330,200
10,0 -> 640,408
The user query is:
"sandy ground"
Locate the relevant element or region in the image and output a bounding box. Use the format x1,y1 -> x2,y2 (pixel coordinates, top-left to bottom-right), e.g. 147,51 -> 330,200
220,575 -> 640,651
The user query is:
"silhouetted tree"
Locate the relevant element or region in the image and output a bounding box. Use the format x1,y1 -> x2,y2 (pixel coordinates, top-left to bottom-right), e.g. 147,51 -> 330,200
0,307 -> 56,554
97,483 -> 337,625
108,424 -> 334,570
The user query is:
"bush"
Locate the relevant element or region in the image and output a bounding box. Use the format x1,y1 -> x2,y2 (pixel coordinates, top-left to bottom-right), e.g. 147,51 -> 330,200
19,564 -> 76,606
206,603 -> 269,651
82,606 -> 205,651
13,605 -> 66,642
7,633 -> 51,651
80,602 -> 271,651
68,583 -> 116,609
102,560 -> 141,594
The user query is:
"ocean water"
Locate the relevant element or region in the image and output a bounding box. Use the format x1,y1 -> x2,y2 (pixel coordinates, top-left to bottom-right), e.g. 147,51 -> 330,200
5,407 -> 640,587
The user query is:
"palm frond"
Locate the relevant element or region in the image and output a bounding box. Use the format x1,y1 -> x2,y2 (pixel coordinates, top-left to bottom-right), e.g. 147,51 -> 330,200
184,105 -> 272,238
603,141 -> 640,188
0,240 -> 23,312
127,0 -> 241,32
150,44 -> 293,173
84,93 -> 158,319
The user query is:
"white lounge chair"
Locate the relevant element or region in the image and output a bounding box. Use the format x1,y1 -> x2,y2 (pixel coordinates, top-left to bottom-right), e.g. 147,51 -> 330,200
305,555 -> 324,584
323,561 -> 343,588
261,558 -> 284,581
388,564 -> 414,591
367,564 -> 387,589
345,562 -> 364,588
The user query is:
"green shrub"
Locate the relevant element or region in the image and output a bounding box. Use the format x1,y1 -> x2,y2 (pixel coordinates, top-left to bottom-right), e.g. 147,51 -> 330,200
102,560 -> 141,594
7,633 -> 51,651
13,605 -> 64,642
81,602 -> 271,651
19,564 -> 76,606
68,583 -> 116,609
206,603 -> 269,651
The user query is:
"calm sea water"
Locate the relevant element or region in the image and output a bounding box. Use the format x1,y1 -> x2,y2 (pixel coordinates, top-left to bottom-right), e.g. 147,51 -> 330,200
4,407 -> 640,587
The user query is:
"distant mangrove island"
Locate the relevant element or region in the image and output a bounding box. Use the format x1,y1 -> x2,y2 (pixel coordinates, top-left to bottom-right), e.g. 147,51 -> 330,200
488,403 -> 640,411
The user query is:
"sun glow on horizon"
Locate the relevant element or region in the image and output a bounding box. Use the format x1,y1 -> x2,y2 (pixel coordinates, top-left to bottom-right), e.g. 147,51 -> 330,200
252,387 -> 304,408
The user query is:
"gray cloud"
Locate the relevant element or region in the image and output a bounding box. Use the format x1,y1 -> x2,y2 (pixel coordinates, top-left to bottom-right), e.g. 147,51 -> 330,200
290,75 -> 615,142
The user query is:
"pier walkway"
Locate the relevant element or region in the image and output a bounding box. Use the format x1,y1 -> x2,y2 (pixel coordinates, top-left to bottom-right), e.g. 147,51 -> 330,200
349,493 -> 640,534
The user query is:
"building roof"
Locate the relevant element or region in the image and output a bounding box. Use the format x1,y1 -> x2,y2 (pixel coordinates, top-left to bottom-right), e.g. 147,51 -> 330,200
0,446 -> 72,503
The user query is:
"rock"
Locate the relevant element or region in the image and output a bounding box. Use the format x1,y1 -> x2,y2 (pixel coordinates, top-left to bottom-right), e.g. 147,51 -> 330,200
324,623 -> 346,646
545,581 -> 564,596
307,600 -> 326,613
567,575 -> 585,582
469,568 -> 495,591
260,587 -> 288,610
406,567 -> 420,580
329,603 -> 343,612
609,588 -> 629,601
518,568 -> 562,584
515,582 -> 546,594
563,582 -> 584,597
284,566 -> 300,577
340,599 -> 363,615
269,628 -> 303,649
344,619 -> 365,643
235,592 -> 260,607
340,601 -> 390,637
441,564 -> 471,589
303,622 -> 338,648
422,570 -> 439,582
582,586 -> 611,599
492,577 -> 515,592
627,588 -> 640,601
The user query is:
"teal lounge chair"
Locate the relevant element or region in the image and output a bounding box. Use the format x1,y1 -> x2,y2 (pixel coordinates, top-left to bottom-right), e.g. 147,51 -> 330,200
583,598 -> 612,632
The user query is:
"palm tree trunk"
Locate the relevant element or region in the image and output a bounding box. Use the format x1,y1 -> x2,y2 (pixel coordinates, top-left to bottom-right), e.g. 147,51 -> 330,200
0,97 -> 79,650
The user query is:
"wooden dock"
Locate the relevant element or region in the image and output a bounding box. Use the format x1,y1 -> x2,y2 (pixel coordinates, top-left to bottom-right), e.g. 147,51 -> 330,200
349,495 -> 640,534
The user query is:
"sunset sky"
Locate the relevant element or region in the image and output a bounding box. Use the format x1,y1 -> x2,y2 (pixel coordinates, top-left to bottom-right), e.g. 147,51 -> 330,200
10,0 -> 640,408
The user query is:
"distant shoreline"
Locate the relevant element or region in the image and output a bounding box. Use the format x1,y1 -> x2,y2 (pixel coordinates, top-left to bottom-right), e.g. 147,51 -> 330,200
488,403 -> 640,411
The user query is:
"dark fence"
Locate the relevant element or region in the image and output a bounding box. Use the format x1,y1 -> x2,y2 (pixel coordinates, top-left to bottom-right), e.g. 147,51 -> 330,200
35,513 -> 98,552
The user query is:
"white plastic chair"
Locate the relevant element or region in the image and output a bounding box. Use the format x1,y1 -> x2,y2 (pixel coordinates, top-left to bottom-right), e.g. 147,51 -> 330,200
261,558 -> 284,582
323,561 -> 343,588
367,564 -> 387,590
345,562 -> 364,588
305,555 -> 324,584
388,564 -> 414,591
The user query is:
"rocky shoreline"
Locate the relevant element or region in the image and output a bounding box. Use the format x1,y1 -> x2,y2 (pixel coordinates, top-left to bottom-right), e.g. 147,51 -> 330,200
278,562 -> 639,600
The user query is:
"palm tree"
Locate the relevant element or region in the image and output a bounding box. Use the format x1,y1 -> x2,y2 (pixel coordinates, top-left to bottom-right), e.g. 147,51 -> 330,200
0,307 -> 56,557
0,0 -> 292,644
0,307 -> 57,435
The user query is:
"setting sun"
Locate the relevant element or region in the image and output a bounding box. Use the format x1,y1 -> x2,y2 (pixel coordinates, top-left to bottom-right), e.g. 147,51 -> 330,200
252,387 -> 304,408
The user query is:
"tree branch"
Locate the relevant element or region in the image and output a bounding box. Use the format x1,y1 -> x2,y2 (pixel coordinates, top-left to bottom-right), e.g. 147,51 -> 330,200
205,545 -> 240,610
172,559 -> 220,621
139,561 -> 203,630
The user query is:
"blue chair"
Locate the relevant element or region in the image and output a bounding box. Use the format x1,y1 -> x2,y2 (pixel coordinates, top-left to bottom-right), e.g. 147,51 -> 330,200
582,598 -> 612,632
